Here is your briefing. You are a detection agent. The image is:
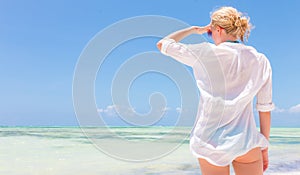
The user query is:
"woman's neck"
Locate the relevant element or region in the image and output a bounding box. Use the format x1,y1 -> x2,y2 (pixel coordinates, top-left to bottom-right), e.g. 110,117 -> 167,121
222,35 -> 238,43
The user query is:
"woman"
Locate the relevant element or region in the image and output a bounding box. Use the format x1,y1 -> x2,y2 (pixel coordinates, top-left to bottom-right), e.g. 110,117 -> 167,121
157,7 -> 274,175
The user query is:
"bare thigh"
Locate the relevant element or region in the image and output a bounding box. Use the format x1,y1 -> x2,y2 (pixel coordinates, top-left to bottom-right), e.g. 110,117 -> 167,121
232,147 -> 263,175
198,158 -> 230,175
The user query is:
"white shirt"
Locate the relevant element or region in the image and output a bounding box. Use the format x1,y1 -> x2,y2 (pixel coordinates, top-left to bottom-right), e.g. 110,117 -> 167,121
159,38 -> 275,166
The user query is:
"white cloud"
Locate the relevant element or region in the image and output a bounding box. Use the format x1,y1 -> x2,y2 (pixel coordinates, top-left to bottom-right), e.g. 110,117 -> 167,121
272,104 -> 300,114
162,107 -> 171,112
176,107 -> 182,113
98,105 -> 175,117
97,105 -> 118,116
273,106 -> 286,113
288,104 -> 300,113
97,105 -> 138,117
99,104 -> 300,116
97,108 -> 103,113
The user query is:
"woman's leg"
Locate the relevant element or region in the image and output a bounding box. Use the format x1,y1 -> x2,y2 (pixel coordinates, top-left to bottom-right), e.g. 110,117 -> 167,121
198,158 -> 230,175
232,147 -> 263,175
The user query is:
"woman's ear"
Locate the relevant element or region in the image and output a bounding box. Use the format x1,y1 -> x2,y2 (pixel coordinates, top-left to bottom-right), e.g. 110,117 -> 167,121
216,26 -> 221,33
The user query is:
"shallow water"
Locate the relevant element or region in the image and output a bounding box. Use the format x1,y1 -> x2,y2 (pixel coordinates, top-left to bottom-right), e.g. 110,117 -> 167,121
0,127 -> 299,175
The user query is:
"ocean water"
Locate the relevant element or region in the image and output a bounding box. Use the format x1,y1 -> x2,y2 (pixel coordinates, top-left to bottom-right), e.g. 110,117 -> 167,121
0,126 -> 299,175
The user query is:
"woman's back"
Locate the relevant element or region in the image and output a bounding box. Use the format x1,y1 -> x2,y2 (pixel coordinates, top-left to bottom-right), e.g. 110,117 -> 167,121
184,42 -> 273,166
191,42 -> 270,100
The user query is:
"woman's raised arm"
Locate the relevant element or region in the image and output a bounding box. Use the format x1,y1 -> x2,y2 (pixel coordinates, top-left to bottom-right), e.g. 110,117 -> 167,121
157,25 -> 210,51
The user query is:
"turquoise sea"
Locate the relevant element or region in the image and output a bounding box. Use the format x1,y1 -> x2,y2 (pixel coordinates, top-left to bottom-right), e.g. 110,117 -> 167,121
1,127 -> 299,175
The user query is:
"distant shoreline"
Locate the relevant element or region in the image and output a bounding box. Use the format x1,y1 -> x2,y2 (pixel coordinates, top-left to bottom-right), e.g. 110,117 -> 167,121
0,125 -> 299,129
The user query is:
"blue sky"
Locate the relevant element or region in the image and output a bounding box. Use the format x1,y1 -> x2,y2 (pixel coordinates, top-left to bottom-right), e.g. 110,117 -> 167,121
1,0 -> 299,127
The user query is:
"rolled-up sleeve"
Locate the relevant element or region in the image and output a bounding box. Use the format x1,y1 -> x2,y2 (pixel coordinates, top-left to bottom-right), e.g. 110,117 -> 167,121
158,38 -> 197,67
256,58 -> 275,112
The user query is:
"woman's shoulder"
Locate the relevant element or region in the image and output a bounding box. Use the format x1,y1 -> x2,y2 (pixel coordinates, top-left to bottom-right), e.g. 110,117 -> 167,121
234,44 -> 266,57
238,44 -> 271,67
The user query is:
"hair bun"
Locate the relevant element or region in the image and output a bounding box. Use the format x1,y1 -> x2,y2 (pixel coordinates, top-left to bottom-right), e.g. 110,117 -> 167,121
234,17 -> 242,27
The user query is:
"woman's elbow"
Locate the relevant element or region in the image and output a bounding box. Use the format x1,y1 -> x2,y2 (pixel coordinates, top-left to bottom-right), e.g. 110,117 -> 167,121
156,42 -> 162,51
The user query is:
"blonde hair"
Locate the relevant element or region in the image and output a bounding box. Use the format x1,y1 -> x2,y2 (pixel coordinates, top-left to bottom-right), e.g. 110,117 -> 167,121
211,6 -> 252,42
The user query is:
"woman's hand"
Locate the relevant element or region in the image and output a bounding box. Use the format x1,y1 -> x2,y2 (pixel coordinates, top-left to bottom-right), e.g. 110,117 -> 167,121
259,111 -> 271,172
262,148 -> 269,171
